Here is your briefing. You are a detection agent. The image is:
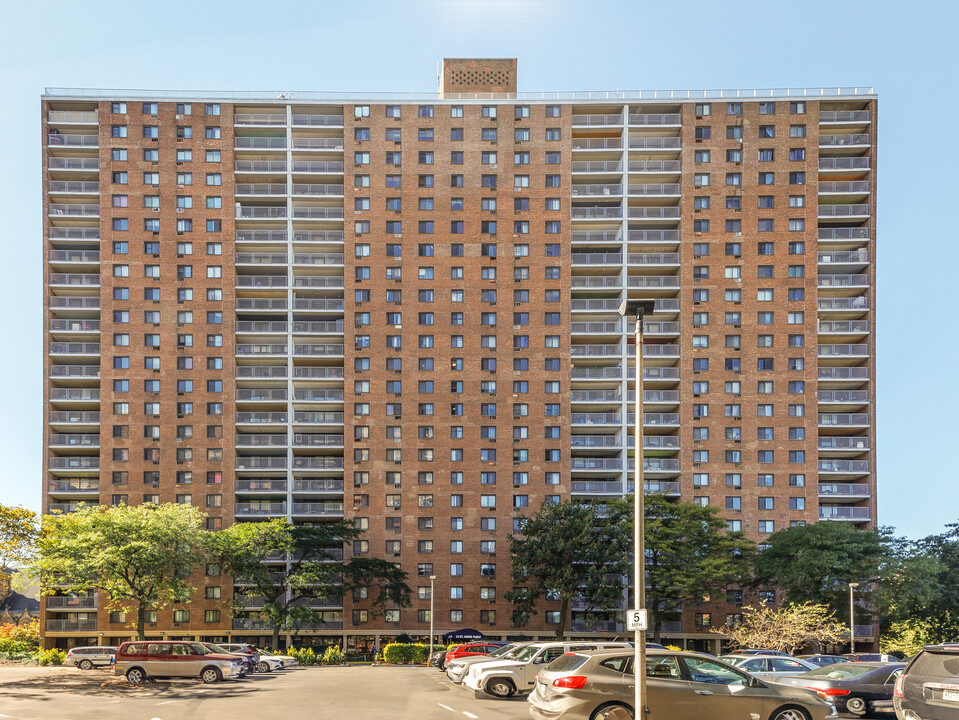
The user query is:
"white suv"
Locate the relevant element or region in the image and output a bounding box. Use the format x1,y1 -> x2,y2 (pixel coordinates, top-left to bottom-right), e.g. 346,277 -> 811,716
462,641 -> 631,697
66,646 -> 118,670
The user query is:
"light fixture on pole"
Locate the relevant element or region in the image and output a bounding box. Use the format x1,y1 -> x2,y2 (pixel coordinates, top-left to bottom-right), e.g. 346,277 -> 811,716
618,298 -> 655,720
848,582 -> 859,653
429,575 -> 437,662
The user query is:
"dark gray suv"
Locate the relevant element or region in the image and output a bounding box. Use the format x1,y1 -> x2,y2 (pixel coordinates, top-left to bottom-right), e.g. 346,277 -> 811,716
894,644 -> 959,720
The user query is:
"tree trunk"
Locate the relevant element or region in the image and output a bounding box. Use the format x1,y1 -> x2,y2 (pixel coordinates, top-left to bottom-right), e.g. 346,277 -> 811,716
653,617 -> 662,645
556,596 -> 570,640
272,622 -> 281,652
136,604 -> 146,641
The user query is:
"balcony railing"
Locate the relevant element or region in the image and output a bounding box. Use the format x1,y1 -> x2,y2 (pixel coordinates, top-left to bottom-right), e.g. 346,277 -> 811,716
234,113 -> 286,125
571,161 -> 623,173
291,137 -> 344,150
292,183 -> 344,196
818,274 -> 869,288
628,183 -> 681,196
235,502 -> 287,516
48,479 -> 99,493
292,457 -> 345,470
293,298 -> 345,311
570,435 -> 620,448
50,319 -> 100,332
626,276 -> 680,289
48,433 -> 99,447
235,137 -> 287,149
294,411 -> 345,424
819,110 -> 871,123
818,204 -> 869,217
48,110 -> 98,123
628,137 -> 682,150
50,342 -> 99,355
49,457 -> 99,470
818,390 -> 869,403
627,207 -> 680,220
571,206 -> 623,219
571,184 -> 623,197
49,273 -> 100,286
235,457 -> 288,470
236,183 -> 287,195
572,138 -> 622,150
236,412 -> 288,423
235,433 -> 288,447
571,390 -> 622,403
628,253 -> 680,265
235,160 -> 287,173
818,436 -> 869,451
292,389 -> 345,401
818,297 -> 869,312
820,506 -> 871,520
819,133 -> 870,146
291,114 -> 344,126
819,181 -> 870,193
49,204 -> 99,217
292,206 -> 345,220
47,134 -> 98,147
238,366 -> 289,380
819,460 -> 870,473
570,321 -> 623,334
46,619 -> 97,632
571,252 -> 622,265
49,157 -> 99,170
50,388 -> 99,401
818,344 -> 869,357
236,275 -> 288,288
818,250 -> 869,264
50,228 -> 100,240
236,253 -> 288,265
50,250 -> 100,263
236,478 -> 288,492
571,230 -> 622,244
292,502 -> 344,516
50,365 -> 100,379
293,367 -> 345,380
573,113 -> 624,126
628,229 -> 681,243
571,413 -> 621,425
628,160 -> 681,173
293,478 -> 345,493
818,413 -> 870,427
628,113 -> 681,125
819,227 -> 870,240
237,229 -> 287,243
292,160 -> 345,174
571,276 -> 622,289
236,205 -> 287,219
236,343 -> 288,356
292,344 -> 344,357
571,458 -> 622,471
294,229 -> 345,243
571,344 -> 621,357
819,157 -> 870,171
819,483 -> 871,496
292,253 -> 345,266
45,595 -> 98,609
49,181 -> 99,193
236,321 -> 288,334
293,434 -> 344,447
818,321 -> 869,334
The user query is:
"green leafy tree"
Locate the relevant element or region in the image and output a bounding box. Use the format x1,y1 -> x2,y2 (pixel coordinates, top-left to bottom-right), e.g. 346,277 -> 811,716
713,601 -> 847,654
0,504 -> 38,571
36,503 -> 208,639
752,521 -> 884,614
216,519 -> 411,649
644,494 -> 755,642
505,499 -> 631,639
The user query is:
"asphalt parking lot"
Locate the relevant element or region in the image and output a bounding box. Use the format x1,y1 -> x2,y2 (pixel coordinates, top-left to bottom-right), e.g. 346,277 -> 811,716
0,664 -> 531,720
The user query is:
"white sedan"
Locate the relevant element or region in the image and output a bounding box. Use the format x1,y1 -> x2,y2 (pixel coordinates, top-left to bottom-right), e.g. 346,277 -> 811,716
255,650 -> 299,672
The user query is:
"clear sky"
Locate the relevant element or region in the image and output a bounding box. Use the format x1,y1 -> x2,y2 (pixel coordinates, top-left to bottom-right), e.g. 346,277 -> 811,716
2,0 -> 954,540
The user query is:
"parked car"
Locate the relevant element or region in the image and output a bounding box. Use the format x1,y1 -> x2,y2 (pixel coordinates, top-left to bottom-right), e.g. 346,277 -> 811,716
217,643 -> 260,668
528,648 -> 838,720
894,643 -> 959,720
446,642 -> 533,684
798,655 -> 850,667
196,643 -> 254,676
463,640 -> 631,697
774,661 -> 904,716
844,653 -> 899,663
113,640 -> 242,684
255,648 -> 298,670
430,649 -> 448,668
442,642 -> 505,671
726,648 -> 792,656
65,646 -> 118,670
722,654 -> 818,678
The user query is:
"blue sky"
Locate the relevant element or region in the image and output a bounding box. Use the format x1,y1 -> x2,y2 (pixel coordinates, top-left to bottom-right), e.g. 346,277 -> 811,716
2,0 -> 954,540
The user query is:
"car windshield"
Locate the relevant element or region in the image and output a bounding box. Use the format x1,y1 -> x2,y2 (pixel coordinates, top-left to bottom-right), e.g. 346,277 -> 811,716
685,656 -> 750,685
204,643 -> 231,654
488,645 -> 514,658
512,646 -> 544,662
190,643 -> 214,655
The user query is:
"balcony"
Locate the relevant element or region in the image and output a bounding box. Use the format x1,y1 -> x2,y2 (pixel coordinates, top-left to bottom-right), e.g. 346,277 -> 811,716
292,205 -> 345,220
49,181 -> 99,194
819,157 -> 870,171
293,367 -> 345,380
628,229 -> 681,244
50,228 -> 100,241
819,181 -> 870,194
572,138 -> 622,150
572,114 -> 624,126
236,205 -> 287,220
818,274 -> 869,288
235,457 -> 288,471
819,227 -> 870,241
641,413 -> 680,427
571,230 -> 622,244
236,367 -> 287,381
293,411 -> 345,424
236,183 -> 287,196
571,184 -> 623,197
50,388 -> 99,402
47,134 -> 98,147
571,161 -> 623,173
571,206 -> 623,220
571,412 -> 621,426
627,207 -> 680,220
235,433 -> 288,447
291,114 -> 344,126
571,458 -> 622,471
818,250 -> 869,265
48,433 -> 99,448
235,137 -> 287,150
293,253 -> 345,266
818,436 -> 869,451
571,252 -> 622,266
49,157 -> 99,171
570,435 -> 620,449
45,595 -> 98,610
47,503 -> 88,514
49,204 -> 99,217
628,253 -> 680,266
293,478 -> 345,493
571,344 -> 621,358
819,111 -> 871,123
292,277 -> 345,291
292,161 -> 345,174
293,433 -> 344,447
818,344 -> 869,359
293,298 -> 345,311
570,321 -> 623,334
236,229 -> 287,243
50,342 -> 99,356
818,204 -> 869,218
49,410 -> 99,425
292,457 -> 345,470
236,321 -> 288,335
818,297 -> 869,312
819,483 -> 871,498
50,366 -> 100,380
235,502 -> 287,516
50,297 -> 100,311
236,275 -> 288,288
48,110 -> 98,124
48,479 -> 99,494
234,113 -> 286,126
292,344 -> 344,358
627,184 -> 681,196
291,137 -> 344,151
45,619 -> 97,632
820,506 -> 871,521
571,276 -> 622,290
628,160 -> 681,173
819,460 -> 870,475
236,412 -> 288,424
628,113 -> 681,126
49,457 -> 99,471
292,502 -> 344,516
50,319 -> 100,332
818,413 -> 870,428
235,160 -> 287,173
627,137 -> 681,150
818,321 -> 869,334
49,273 -> 100,287
236,343 -> 288,356
819,133 -> 870,146
571,390 -> 622,403
50,250 -> 100,264
235,478 -> 288,492
626,276 -> 680,289
626,458 -> 681,473
292,183 -> 345,197
817,390 -> 869,404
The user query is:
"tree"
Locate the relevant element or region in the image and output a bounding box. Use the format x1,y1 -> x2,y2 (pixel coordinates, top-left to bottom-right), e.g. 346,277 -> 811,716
36,503 -> 208,639
0,504 -> 38,572
216,519 -> 411,649
644,494 -> 755,642
752,521 -> 884,613
713,601 -> 847,654
505,499 -> 631,639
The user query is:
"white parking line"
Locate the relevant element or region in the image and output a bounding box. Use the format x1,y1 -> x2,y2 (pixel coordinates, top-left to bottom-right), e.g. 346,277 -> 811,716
437,704 -> 456,712
156,700 -> 179,705
463,713 -> 479,719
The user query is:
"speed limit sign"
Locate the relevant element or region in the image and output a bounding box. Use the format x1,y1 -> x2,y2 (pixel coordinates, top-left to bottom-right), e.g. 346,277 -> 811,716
626,609 -> 648,631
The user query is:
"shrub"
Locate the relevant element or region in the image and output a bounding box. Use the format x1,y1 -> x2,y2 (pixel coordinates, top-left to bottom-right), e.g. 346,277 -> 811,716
382,642 -> 429,664
287,647 -> 317,666
322,644 -> 344,665
0,638 -> 32,654
36,648 -> 66,666
0,621 -> 39,650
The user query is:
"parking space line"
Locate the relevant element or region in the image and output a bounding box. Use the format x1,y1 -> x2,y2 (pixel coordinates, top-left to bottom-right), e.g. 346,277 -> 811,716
437,704 -> 456,712
463,713 -> 478,719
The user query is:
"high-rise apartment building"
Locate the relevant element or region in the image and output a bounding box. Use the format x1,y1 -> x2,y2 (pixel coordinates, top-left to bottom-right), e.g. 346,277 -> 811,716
42,60 -> 876,652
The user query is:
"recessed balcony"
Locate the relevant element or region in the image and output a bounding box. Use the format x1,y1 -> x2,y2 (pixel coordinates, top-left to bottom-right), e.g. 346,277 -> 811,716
236,183 -> 287,196
292,388 -> 345,402
50,388 -> 99,403
293,183 -> 345,197
818,366 -> 870,385
292,160 -> 345,174
48,157 -> 99,171
293,433 -> 344,448
50,365 -> 100,380
45,595 -> 98,610
820,506 -> 871,522
48,110 -> 98,124
291,456 -> 345,471
818,483 -> 871,499
818,413 -> 869,429
50,227 -> 100,241
627,229 -> 681,245
571,457 -> 622,472
571,276 -> 622,290
235,411 -> 288,425
49,250 -> 100,265
292,502 -> 345,517
48,433 -> 99,448
819,133 -> 870,147
819,110 -> 871,123
236,205 -> 287,220
818,436 -> 869,452
235,275 -> 288,289
45,619 -> 97,632
48,181 -> 99,194
571,412 -> 621,427
235,457 -> 288,472
572,138 -> 622,150
49,319 -> 99,333
292,253 -> 344,266
819,181 -> 870,194
819,460 -> 870,477
818,344 -> 869,363
236,388 -> 287,402
570,320 -> 623,335
293,411 -> 345,425
571,161 -> 623,174
571,183 -> 623,197
627,137 -> 681,151
291,137 -> 344,151
292,343 -> 344,358
293,477 -> 345,493
818,296 -> 869,314
48,456 -> 99,472
628,160 -> 681,173
571,389 -> 622,404
47,133 -> 98,148
291,206 -> 345,221
818,204 -> 869,218
49,204 -> 99,218
234,112 -> 286,126
571,230 -> 622,244
627,207 -> 680,220
235,502 -> 287,516
571,206 -> 623,220
50,342 -> 99,356
236,229 -> 287,243
571,252 -> 622,266
570,435 -> 620,450
235,433 -> 288,448
235,478 -> 288,493
291,114 -> 344,127
235,137 -> 287,150
235,343 -> 288,357
572,113 -> 624,127
628,113 -> 681,126
235,321 -> 288,335
627,183 -> 681,197
819,157 -> 870,171
627,253 -> 680,267
235,160 -> 287,173
293,367 -> 345,381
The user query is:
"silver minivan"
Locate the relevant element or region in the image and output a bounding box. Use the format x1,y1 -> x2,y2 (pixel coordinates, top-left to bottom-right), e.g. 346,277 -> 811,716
66,646 -> 119,669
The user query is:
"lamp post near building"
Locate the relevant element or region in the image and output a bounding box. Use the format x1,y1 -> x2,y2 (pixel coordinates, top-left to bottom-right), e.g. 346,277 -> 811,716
619,298 -> 655,720
429,575 -> 436,661
848,582 -> 859,653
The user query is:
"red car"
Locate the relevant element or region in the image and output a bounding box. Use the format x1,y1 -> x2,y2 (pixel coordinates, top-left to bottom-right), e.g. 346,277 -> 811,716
441,642 -> 504,671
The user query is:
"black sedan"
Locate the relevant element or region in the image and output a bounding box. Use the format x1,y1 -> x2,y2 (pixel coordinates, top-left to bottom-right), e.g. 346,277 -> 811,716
772,662 -> 904,716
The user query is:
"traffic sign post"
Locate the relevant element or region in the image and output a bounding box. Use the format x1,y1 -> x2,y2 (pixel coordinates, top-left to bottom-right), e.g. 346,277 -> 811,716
626,609 -> 648,632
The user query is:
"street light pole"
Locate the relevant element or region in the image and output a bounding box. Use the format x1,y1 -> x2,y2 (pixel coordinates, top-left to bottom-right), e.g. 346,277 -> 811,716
429,575 -> 437,662
848,582 -> 859,653
620,299 -> 654,720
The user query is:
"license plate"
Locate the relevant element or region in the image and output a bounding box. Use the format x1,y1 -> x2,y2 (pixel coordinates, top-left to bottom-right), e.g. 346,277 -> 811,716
943,690 -> 959,702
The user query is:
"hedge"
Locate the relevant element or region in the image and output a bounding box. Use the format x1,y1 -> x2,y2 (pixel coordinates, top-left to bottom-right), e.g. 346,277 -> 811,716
382,642 -> 429,664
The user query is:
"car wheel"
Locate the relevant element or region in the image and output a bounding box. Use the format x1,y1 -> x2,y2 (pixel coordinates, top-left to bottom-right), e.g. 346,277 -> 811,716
78,659 -> 93,670
125,667 -> 146,684
845,697 -> 867,715
486,677 -> 516,698
201,667 -> 222,684
591,704 -> 634,720
769,707 -> 809,720
256,660 -> 272,673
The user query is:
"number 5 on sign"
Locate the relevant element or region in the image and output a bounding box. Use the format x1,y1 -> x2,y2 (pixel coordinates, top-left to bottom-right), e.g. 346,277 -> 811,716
627,609 -> 648,631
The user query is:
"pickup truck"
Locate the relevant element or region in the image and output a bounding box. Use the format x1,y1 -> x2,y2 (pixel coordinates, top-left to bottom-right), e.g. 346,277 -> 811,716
462,641 -> 631,698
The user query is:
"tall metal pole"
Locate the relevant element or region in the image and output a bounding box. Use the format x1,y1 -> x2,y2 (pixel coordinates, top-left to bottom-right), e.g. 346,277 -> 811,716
848,582 -> 858,653
430,575 -> 436,662
633,311 -> 646,719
